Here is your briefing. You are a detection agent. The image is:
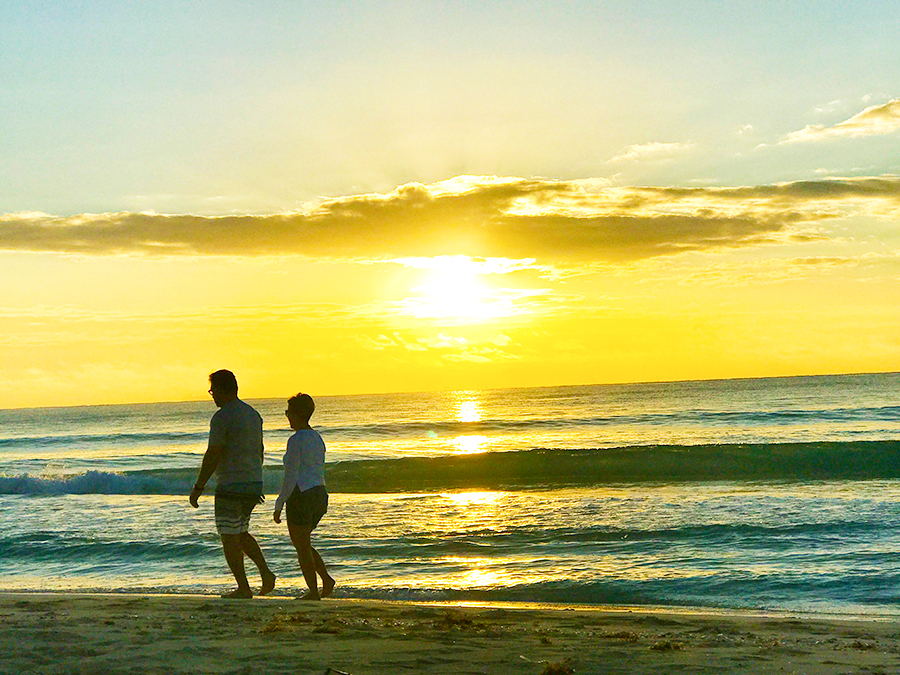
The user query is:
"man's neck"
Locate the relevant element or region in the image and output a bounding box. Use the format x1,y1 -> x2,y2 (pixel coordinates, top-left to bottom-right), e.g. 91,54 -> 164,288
217,393 -> 238,407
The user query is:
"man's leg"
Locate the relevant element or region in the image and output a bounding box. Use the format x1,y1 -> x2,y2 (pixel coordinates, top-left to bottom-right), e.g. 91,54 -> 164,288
220,533 -> 253,598
239,531 -> 276,595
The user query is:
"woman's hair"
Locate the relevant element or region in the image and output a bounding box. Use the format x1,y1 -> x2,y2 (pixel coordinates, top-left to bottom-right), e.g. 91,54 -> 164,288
287,393 -> 315,420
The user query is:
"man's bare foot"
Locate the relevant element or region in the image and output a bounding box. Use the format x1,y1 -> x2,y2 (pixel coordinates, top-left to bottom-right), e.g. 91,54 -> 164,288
297,592 -> 321,601
221,588 -> 253,599
259,571 -> 276,596
321,576 -> 335,598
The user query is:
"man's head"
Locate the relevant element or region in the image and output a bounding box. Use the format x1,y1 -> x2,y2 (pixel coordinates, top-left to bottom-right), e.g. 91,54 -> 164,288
208,369 -> 238,406
286,393 -> 315,424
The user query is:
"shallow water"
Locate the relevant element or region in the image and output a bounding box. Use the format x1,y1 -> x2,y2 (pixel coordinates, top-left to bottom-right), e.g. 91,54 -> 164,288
3,373 -> 900,613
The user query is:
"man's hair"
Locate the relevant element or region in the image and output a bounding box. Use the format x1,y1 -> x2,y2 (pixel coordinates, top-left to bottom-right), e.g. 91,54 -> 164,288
287,393 -> 315,420
209,369 -> 238,395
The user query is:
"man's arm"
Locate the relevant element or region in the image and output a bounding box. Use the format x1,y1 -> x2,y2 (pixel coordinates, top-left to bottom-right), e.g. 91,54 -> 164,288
189,443 -> 224,508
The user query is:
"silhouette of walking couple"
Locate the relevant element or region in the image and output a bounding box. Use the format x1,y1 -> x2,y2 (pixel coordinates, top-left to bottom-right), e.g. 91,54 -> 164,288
189,369 -> 334,600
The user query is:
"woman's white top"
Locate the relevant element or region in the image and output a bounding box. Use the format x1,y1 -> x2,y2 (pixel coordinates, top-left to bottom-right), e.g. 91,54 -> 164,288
274,428 -> 326,511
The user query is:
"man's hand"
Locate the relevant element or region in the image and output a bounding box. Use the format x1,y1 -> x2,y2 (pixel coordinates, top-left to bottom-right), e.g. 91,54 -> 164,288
189,485 -> 204,508
273,508 -> 282,524
192,445 -> 222,508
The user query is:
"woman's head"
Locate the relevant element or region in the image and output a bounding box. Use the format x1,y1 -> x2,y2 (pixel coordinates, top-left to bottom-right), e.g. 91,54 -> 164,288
287,393 -> 315,424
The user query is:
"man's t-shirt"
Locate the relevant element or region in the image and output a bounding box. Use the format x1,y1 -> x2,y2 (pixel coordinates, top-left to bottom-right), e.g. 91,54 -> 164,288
208,398 -> 264,495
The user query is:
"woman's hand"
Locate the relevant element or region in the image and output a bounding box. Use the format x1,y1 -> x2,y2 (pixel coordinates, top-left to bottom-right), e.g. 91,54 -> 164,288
273,508 -> 282,524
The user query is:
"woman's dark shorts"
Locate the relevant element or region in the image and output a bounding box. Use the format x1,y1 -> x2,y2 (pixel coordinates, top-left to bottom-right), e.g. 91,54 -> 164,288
286,485 -> 328,530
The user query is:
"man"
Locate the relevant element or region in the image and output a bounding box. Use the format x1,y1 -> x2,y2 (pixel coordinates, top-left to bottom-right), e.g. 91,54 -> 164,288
189,369 -> 276,598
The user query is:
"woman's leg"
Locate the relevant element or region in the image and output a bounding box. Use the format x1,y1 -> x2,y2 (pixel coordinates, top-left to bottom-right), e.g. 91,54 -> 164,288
310,546 -> 335,596
288,520 -> 320,599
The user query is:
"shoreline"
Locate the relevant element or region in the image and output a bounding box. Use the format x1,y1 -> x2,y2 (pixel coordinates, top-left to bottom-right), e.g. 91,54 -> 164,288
5,589 -> 900,623
3,592 -> 899,674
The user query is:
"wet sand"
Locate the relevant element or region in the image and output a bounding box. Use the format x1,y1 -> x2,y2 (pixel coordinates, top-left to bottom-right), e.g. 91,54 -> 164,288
2,593 -> 899,674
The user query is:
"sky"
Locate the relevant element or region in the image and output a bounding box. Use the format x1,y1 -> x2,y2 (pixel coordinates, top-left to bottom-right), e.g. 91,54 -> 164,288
2,0 -> 900,408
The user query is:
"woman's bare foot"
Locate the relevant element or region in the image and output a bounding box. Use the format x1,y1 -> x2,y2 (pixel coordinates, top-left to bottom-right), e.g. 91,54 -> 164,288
297,592 -> 321,601
321,576 -> 336,598
259,571 -> 276,596
221,588 -> 253,599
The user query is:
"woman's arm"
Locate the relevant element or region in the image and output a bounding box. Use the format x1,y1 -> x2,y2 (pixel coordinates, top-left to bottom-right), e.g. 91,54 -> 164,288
274,434 -> 302,513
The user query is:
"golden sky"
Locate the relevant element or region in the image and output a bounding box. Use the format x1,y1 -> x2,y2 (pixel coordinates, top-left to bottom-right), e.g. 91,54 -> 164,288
2,2 -> 900,407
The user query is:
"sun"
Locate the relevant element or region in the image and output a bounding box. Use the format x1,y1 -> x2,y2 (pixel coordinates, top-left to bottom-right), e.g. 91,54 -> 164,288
418,260 -> 489,318
397,256 -> 510,322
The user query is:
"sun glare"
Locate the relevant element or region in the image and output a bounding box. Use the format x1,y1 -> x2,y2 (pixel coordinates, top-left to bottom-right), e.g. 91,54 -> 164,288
441,491 -> 503,505
457,400 -> 481,422
452,435 -> 489,454
450,393 -> 486,453
396,256 -> 514,322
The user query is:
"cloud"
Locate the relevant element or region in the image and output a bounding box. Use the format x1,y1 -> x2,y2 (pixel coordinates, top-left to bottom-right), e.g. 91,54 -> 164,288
782,99 -> 900,143
353,330 -> 519,363
2,174 -> 899,263
0,302 -> 378,326
391,255 -> 545,276
618,251 -> 900,288
641,176 -> 900,205
608,141 -> 695,163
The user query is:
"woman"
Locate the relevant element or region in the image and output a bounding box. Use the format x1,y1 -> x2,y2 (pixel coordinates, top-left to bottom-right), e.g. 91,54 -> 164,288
273,393 -> 335,600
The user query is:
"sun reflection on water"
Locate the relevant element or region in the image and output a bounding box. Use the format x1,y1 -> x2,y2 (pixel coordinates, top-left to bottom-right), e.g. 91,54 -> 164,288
456,398 -> 481,422
452,434 -> 488,454
440,490 -> 503,505
448,392 -> 487,453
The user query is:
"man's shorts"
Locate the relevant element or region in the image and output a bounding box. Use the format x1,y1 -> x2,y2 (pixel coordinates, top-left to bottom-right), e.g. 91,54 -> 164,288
286,485 -> 328,531
214,493 -> 259,536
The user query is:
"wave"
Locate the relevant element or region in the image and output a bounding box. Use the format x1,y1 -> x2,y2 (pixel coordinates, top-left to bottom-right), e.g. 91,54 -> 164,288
0,431 -> 207,449
323,405 -> 900,437
4,404 -> 898,450
331,572 -> 900,609
0,470 -> 190,495
1,533 -> 214,562
325,440 -> 900,492
2,441 -> 900,495
311,521 -> 896,563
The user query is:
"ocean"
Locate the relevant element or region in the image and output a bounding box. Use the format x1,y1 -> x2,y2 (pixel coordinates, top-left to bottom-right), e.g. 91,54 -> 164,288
3,372 -> 900,615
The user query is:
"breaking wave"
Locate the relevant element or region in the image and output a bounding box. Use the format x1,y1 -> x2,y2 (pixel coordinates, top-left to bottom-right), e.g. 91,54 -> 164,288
3,440 -> 899,495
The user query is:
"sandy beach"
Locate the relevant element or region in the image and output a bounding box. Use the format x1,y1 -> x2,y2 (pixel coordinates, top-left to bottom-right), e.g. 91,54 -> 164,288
2,593 -> 899,675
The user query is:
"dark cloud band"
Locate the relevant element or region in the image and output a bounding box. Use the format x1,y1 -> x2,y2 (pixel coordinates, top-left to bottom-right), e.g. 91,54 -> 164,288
2,176 -> 897,261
